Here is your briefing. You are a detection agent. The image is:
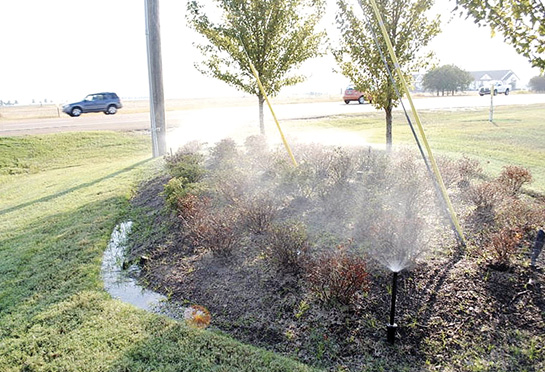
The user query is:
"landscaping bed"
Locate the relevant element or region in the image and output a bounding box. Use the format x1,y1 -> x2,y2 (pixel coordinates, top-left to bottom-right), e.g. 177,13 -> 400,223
127,137 -> 545,371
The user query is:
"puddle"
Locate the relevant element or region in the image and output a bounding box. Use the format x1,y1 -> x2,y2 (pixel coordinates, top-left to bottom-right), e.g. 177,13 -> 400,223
101,221 -> 166,312
101,221 -> 203,325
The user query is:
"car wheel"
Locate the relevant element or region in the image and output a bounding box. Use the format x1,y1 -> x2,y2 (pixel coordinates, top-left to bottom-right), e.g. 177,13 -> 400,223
71,107 -> 82,117
493,89 -> 498,96
106,105 -> 117,115
358,96 -> 365,104
504,88 -> 510,95
344,100 -> 350,104
479,92 -> 484,96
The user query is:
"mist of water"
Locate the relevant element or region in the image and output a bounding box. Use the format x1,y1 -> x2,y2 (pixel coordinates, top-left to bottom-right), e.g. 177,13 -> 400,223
172,137 -> 451,273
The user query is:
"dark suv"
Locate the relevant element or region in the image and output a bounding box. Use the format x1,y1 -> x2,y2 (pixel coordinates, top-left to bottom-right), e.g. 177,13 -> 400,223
62,92 -> 122,117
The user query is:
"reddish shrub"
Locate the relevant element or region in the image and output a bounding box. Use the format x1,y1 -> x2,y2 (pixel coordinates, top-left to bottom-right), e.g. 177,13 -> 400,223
437,155 -> 482,189
497,165 -> 533,196
178,194 -> 240,257
466,181 -> 505,227
487,227 -> 523,268
306,245 -> 369,306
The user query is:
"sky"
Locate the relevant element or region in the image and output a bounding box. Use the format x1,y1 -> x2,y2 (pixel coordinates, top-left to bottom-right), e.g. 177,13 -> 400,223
0,0 -> 541,104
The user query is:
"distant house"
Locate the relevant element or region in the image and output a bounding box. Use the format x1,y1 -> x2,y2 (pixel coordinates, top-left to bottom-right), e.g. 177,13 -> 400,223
411,73 -> 425,92
469,70 -> 520,91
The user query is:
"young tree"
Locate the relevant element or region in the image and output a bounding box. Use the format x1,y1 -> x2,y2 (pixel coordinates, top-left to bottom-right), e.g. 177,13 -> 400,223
454,0 -> 545,69
334,0 -> 440,149
423,64 -> 473,96
528,75 -> 545,92
187,0 -> 326,135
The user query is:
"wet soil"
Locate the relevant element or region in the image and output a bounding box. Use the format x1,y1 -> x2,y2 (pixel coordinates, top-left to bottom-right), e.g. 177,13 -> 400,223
127,177 -> 545,371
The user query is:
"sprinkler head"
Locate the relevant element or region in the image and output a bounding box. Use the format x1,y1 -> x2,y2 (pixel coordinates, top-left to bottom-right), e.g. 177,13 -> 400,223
531,229 -> 544,268
387,323 -> 398,344
387,271 -> 399,344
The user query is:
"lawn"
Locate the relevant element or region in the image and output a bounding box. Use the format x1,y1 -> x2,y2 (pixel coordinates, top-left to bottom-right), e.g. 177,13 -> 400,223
0,132 -> 317,371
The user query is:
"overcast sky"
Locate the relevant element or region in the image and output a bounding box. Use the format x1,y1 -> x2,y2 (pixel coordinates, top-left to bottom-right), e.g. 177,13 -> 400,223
0,0 -> 541,104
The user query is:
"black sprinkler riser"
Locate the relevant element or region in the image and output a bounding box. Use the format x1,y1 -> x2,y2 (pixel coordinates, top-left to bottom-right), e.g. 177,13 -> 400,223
387,271 -> 399,344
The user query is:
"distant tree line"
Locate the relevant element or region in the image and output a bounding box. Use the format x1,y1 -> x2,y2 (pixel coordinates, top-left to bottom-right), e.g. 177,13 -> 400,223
529,76 -> 545,92
422,64 -> 473,96
0,100 -> 18,106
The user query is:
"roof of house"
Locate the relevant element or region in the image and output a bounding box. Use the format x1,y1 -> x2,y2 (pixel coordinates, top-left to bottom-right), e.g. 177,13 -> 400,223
470,70 -> 519,81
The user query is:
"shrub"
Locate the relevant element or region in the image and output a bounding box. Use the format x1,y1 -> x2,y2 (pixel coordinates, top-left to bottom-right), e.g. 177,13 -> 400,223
456,156 -> 482,187
264,221 -> 309,273
163,177 -> 204,210
244,135 -> 268,156
497,165 -> 533,196
325,147 -> 354,190
178,194 -> 240,257
466,181 -> 505,228
209,138 -> 239,169
240,195 -> 280,234
436,156 -> 460,189
437,155 -> 482,189
164,151 -> 205,183
486,227 -> 523,269
305,245 -> 369,306
209,168 -> 251,206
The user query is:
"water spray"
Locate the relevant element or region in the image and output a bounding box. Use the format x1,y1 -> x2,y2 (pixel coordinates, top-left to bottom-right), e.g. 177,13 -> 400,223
387,271 -> 399,344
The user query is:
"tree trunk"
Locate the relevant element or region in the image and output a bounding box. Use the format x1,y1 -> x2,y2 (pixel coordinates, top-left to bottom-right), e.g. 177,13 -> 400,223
258,95 -> 265,135
385,105 -> 392,152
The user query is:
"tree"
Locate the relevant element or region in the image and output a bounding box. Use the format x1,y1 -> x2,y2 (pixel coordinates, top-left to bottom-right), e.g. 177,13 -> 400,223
423,64 -> 473,96
454,0 -> 545,69
528,75 -> 545,92
334,0 -> 440,149
187,0 -> 326,135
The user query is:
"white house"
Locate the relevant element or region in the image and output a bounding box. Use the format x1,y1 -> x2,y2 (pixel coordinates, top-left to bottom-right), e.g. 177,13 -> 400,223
469,70 -> 520,91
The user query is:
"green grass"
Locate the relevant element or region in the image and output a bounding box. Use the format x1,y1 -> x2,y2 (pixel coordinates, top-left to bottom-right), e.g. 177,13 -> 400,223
0,132 -> 318,371
291,103 -> 545,192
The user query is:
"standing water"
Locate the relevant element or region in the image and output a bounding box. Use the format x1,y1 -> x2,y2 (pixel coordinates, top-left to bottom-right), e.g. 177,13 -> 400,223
101,221 -> 166,312
101,222 -> 209,327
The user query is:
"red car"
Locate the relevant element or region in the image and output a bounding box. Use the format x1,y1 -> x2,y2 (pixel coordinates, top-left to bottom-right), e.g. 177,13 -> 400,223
343,85 -> 372,104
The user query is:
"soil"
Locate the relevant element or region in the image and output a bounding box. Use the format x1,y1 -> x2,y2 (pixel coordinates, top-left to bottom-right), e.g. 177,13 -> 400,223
127,175 -> 545,371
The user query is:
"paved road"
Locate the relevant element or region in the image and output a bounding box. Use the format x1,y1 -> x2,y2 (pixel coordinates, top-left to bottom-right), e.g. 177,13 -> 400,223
2,94 -> 544,150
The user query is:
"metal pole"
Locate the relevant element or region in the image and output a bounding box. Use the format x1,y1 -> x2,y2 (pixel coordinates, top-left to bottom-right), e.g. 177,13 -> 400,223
145,0 -> 167,157
489,83 -> 494,123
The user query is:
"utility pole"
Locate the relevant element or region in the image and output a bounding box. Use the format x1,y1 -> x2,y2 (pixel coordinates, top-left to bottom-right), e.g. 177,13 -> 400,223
145,0 -> 167,157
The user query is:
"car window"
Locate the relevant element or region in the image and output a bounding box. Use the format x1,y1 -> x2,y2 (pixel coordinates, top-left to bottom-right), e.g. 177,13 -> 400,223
84,95 -> 93,101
